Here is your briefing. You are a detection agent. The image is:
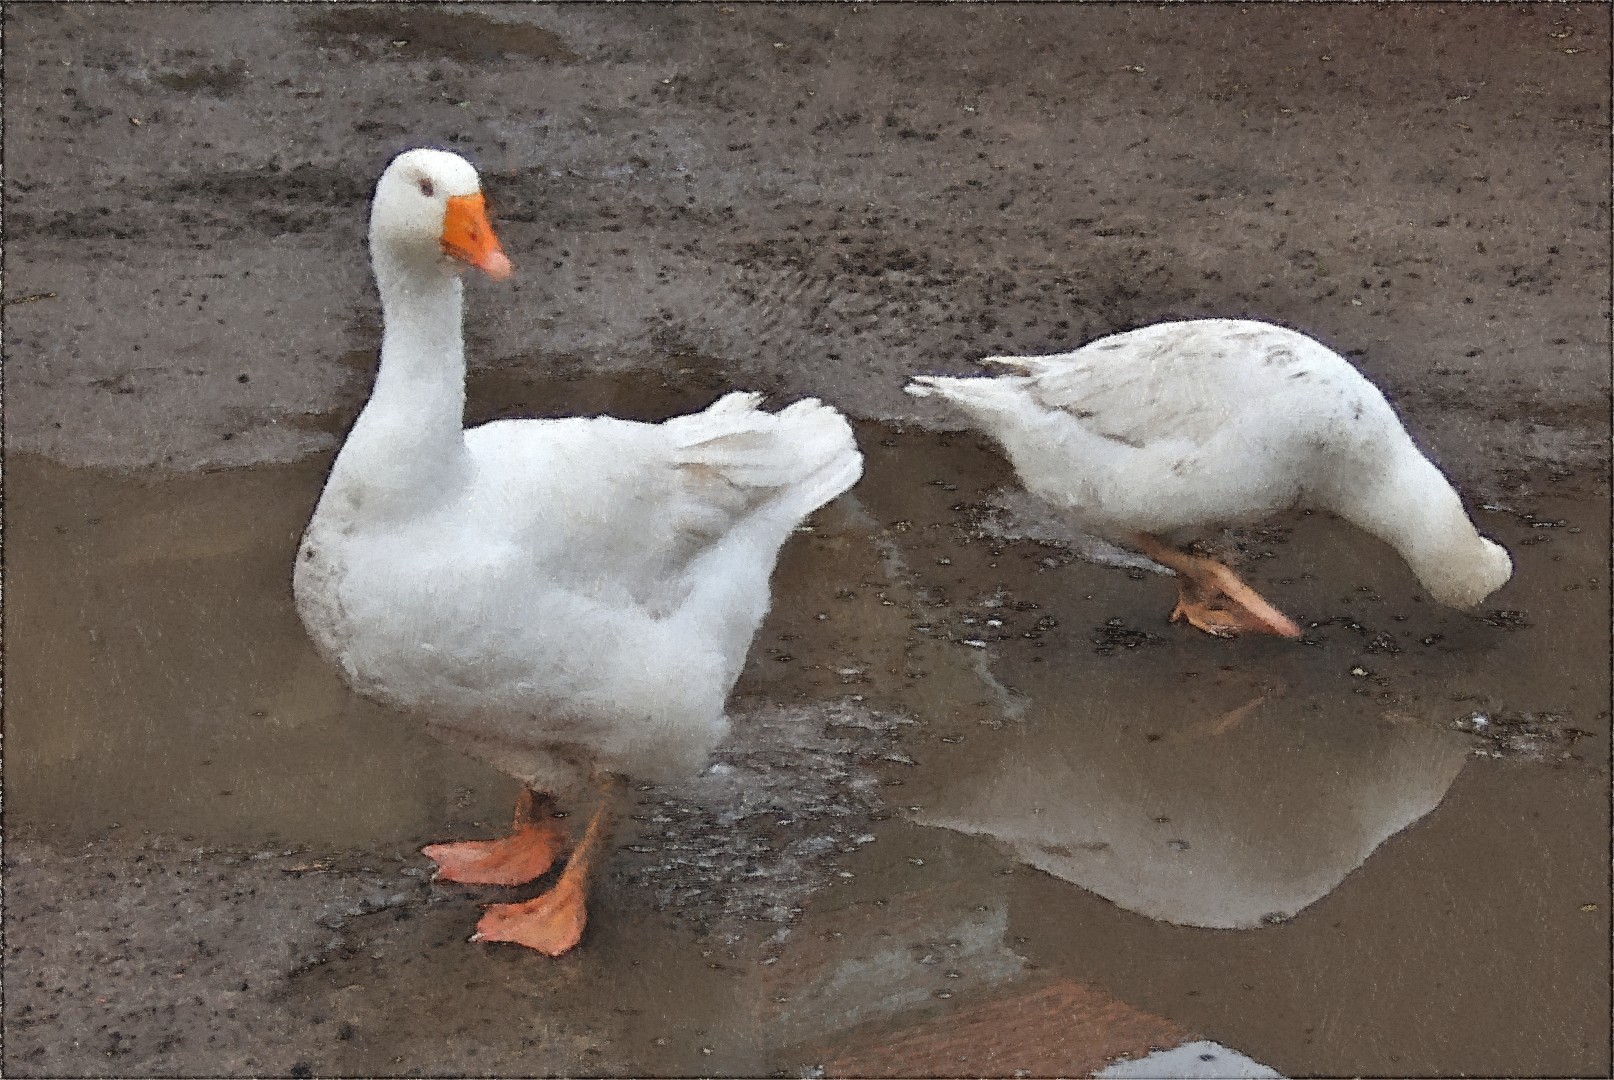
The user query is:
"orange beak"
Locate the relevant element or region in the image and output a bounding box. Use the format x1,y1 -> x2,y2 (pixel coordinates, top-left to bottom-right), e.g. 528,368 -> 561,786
441,193 -> 513,280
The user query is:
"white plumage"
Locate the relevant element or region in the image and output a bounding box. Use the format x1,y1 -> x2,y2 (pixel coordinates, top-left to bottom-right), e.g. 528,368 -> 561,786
298,390 -> 859,792
908,319 -> 1510,625
293,148 -> 861,952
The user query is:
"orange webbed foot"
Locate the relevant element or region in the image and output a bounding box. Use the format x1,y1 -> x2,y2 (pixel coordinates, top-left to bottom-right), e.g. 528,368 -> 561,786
471,877 -> 588,956
421,820 -> 568,886
1171,563 -> 1302,639
462,779 -> 617,956
1134,533 -> 1301,639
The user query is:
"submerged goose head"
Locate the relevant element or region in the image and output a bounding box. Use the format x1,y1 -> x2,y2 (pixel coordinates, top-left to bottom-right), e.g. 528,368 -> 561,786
370,148 -> 512,281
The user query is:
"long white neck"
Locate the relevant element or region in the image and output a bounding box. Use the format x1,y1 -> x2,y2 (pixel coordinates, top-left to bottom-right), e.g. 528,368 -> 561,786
322,247 -> 472,521
1333,438 -> 1512,608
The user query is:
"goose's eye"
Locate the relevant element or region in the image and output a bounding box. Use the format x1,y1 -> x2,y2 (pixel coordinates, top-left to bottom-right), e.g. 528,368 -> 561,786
418,178 -> 435,198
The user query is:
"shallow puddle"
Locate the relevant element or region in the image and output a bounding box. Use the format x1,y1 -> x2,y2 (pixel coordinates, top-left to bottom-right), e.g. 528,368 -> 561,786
818,424 -> 1613,1073
2,359 -> 798,852
4,455 -> 510,851
846,440 -> 1601,930
4,367 -> 1609,1075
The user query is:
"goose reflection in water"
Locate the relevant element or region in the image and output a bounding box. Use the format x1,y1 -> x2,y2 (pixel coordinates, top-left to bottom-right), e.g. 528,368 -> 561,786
914,680 -> 1470,930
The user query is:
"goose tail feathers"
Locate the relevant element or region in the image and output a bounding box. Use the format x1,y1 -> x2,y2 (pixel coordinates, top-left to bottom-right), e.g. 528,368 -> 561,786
670,392 -> 862,513
905,373 -> 1034,420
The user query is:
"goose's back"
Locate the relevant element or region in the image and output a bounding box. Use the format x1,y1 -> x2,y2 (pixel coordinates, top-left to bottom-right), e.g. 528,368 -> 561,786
974,320 -> 1404,535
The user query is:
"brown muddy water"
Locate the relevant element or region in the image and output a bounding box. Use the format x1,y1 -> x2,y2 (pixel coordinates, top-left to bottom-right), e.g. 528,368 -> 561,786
5,366 -> 1609,1077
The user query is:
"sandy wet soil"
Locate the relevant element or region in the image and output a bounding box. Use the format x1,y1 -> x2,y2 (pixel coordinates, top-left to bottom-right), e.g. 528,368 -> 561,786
4,4 -> 1610,1077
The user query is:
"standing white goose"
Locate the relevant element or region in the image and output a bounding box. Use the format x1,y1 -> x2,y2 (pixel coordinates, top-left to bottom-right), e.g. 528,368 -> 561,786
294,148 -> 862,954
906,319 -> 1511,636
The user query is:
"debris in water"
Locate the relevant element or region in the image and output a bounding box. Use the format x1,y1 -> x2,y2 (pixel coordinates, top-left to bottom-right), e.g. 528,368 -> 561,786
1452,709 -> 1586,761
1092,618 -> 1167,655
1480,609 -> 1532,630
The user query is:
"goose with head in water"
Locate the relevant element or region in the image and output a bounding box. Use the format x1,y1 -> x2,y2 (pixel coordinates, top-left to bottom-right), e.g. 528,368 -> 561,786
295,148 -> 863,954
907,319 -> 1511,636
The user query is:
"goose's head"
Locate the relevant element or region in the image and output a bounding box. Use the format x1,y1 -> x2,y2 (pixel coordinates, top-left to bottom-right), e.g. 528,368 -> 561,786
1422,535 -> 1514,610
370,148 -> 512,280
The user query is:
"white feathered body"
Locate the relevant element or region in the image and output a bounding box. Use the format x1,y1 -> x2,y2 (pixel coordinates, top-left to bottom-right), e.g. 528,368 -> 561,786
908,319 -> 1510,608
297,393 -> 860,794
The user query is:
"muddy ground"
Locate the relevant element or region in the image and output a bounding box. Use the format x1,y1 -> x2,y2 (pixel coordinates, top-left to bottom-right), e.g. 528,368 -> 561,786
3,4 -> 1610,1077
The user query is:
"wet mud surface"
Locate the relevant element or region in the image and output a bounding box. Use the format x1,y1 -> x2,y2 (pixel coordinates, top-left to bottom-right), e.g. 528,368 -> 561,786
7,408 -> 1609,1076
4,4 -> 1610,1078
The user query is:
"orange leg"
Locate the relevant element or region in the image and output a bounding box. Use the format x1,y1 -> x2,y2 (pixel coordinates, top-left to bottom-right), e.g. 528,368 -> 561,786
1134,533 -> 1302,639
422,788 -> 570,886
471,779 -> 619,956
